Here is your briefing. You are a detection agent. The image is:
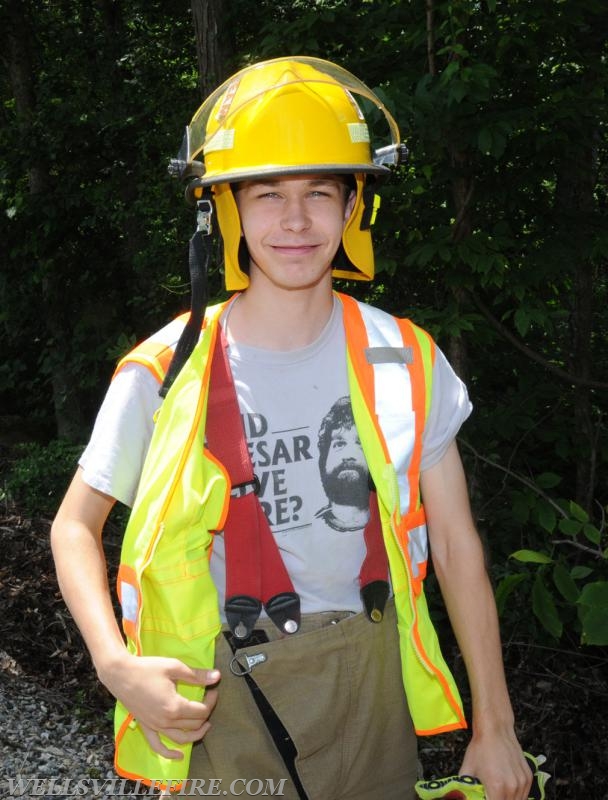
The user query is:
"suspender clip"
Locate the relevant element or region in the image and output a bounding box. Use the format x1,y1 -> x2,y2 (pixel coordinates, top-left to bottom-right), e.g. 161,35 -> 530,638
264,591 -> 301,635
230,474 -> 261,498
225,594 -> 263,640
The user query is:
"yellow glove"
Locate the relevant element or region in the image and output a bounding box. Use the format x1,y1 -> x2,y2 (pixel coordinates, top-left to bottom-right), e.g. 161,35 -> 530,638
415,753 -> 550,800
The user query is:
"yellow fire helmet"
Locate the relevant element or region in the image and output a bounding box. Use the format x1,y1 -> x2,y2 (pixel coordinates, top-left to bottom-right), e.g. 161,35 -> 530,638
171,56 -> 406,290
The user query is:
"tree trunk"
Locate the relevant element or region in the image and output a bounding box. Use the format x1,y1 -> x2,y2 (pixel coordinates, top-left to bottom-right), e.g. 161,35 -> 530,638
191,0 -> 228,99
555,137 -> 598,515
447,147 -> 474,383
426,0 -> 473,384
3,0 -> 86,441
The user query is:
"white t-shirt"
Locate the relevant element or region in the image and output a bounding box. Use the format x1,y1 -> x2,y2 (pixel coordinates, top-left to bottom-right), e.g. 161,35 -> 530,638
80,299 -> 472,614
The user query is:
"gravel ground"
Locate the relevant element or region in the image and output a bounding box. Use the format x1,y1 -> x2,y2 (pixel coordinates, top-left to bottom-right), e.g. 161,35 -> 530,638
0,656 -> 120,799
2,512 -> 608,798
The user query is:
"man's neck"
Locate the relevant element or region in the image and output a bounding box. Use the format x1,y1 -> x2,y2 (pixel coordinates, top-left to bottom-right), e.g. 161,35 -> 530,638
226,281 -> 336,350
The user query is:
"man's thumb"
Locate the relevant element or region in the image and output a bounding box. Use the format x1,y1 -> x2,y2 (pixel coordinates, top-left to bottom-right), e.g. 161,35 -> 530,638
170,661 -> 221,686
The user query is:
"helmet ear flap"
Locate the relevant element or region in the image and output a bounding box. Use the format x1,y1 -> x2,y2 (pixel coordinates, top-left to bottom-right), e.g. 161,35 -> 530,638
214,183 -> 250,290
333,174 -> 376,282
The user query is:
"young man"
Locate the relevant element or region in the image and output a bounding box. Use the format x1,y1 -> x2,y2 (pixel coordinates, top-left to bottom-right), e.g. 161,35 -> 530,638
52,57 -> 531,799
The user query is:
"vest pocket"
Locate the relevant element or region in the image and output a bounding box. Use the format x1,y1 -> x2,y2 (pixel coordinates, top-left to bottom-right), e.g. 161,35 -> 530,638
138,527 -> 221,651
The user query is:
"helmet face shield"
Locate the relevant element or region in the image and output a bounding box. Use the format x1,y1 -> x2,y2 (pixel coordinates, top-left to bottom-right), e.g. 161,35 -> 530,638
174,57 -> 405,289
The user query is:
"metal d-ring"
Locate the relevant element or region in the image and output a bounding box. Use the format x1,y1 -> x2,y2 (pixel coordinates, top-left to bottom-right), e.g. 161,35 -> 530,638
229,651 -> 267,677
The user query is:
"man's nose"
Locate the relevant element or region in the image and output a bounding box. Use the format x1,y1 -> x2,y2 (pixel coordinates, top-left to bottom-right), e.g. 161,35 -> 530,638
280,197 -> 311,232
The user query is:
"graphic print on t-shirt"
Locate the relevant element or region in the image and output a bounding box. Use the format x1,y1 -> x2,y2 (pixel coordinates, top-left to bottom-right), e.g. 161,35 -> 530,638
241,410 -> 314,530
315,396 -> 370,532
220,302 -> 371,612
241,396 -> 370,536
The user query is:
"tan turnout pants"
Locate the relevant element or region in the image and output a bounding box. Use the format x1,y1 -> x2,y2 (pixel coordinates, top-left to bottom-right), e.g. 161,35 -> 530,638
182,599 -> 418,800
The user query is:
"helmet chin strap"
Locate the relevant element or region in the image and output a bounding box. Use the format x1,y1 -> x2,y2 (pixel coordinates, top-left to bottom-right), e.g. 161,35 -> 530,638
159,191 -> 214,398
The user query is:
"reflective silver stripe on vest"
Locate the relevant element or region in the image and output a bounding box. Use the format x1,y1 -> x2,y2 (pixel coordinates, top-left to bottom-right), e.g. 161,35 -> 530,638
365,346 -> 413,365
408,523 -> 427,580
358,304 -> 415,514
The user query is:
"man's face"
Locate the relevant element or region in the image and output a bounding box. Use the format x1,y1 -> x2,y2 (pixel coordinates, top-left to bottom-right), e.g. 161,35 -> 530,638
234,175 -> 356,293
322,424 -> 369,508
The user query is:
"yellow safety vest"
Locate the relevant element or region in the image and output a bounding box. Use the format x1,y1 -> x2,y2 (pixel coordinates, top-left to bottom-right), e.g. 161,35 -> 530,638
112,292 -> 467,790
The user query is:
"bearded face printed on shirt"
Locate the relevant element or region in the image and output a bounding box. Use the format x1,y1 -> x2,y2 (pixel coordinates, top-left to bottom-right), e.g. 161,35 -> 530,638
318,397 -> 370,511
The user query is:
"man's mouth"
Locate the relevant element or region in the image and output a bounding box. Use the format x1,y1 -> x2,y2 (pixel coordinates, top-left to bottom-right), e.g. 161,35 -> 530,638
270,243 -> 319,255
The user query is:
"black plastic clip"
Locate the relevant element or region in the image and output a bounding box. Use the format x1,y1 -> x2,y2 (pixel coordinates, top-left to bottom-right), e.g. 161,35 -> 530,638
225,594 -> 263,640
264,592 -> 301,635
230,475 -> 261,498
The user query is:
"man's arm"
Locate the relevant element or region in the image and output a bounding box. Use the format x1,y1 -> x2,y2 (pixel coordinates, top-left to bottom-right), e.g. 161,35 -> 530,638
51,468 -> 220,758
420,441 -> 532,800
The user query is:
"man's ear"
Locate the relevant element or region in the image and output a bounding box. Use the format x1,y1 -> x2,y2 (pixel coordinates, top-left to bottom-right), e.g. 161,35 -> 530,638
344,189 -> 357,222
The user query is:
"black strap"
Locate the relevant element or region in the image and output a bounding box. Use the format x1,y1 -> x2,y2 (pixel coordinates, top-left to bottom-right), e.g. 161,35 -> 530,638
223,632 -> 309,800
160,194 -> 213,398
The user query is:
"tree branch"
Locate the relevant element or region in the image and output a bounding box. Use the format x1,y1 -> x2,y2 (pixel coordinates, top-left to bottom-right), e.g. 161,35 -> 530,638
426,0 -> 436,76
469,291 -> 608,391
551,540 -> 605,559
458,438 -> 568,519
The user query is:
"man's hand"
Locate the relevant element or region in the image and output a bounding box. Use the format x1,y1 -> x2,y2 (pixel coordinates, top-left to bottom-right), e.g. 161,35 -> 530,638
100,653 -> 221,759
459,727 -> 532,800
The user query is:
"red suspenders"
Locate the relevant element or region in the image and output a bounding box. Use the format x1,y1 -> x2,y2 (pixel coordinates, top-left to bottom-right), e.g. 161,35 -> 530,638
206,328 -> 301,640
205,328 -> 389,641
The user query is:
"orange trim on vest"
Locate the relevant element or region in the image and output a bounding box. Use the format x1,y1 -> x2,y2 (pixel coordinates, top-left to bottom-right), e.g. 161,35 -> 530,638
113,731 -> 184,794
114,324 -> 223,786
410,616 -> 468,726
141,322 -> 220,571
399,319 -> 427,515
113,313 -> 191,383
415,720 -> 468,737
339,293 -> 389,464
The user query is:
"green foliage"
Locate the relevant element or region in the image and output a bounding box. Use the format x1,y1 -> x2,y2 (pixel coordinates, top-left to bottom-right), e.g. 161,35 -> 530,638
3,441 -> 84,516
1,0 -> 607,651
0,0 -> 207,438
495,485 -> 608,645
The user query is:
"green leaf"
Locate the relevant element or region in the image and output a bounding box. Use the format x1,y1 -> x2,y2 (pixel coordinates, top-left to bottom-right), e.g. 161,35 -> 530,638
532,574 -> 562,639
536,472 -> 562,489
537,501 -> 557,534
448,80 -> 468,104
582,523 -> 601,545
569,501 -> 589,523
571,566 -> 593,580
577,582 -> 608,645
552,563 -> 579,603
495,573 -> 527,616
490,132 -> 507,159
441,60 -> 460,83
514,307 -> 530,337
510,549 -> 553,564
558,518 -> 582,536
